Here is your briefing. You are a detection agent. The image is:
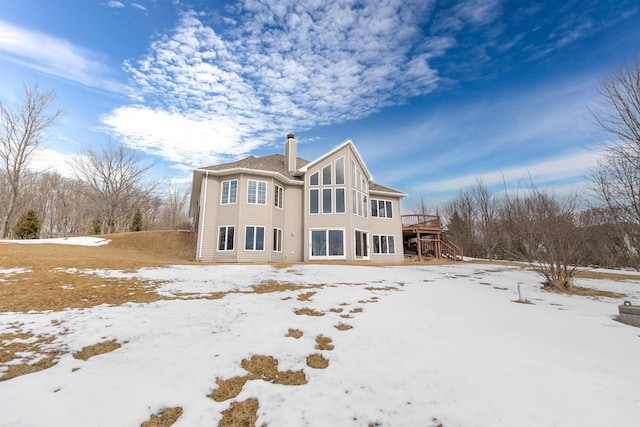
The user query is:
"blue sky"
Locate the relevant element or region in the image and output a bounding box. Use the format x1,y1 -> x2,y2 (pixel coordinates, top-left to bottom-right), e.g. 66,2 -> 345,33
1,0 -> 638,211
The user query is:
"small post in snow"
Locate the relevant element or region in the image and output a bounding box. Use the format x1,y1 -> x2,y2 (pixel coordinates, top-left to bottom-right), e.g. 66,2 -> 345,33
518,283 -> 525,302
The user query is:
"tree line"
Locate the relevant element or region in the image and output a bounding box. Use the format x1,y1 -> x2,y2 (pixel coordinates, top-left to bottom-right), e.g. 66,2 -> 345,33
1,83 -> 189,239
435,60 -> 640,289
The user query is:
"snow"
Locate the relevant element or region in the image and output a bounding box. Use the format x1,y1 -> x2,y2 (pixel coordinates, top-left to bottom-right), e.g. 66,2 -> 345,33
0,236 -> 111,246
1,263 -> 640,426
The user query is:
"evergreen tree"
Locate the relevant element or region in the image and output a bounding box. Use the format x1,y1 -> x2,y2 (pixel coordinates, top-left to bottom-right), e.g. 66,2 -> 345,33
129,209 -> 143,232
11,209 -> 41,239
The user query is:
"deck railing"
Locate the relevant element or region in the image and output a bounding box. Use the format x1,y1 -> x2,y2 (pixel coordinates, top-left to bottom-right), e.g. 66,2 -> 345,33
401,214 -> 441,230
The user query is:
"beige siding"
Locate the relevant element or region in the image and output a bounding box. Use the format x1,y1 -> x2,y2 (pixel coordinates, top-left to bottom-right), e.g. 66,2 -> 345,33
370,197 -> 404,263
282,185 -> 303,262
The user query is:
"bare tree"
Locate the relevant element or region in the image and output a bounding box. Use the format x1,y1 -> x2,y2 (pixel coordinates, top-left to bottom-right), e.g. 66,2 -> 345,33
0,83 -> 62,237
505,187 -> 583,291
590,59 -> 640,268
159,185 -> 190,230
71,141 -> 155,234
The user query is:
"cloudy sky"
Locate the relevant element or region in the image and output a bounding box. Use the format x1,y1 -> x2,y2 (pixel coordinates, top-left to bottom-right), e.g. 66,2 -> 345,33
0,0 -> 638,208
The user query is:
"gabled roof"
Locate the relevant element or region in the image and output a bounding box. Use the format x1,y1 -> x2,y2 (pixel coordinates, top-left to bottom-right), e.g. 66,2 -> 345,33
295,140 -> 373,182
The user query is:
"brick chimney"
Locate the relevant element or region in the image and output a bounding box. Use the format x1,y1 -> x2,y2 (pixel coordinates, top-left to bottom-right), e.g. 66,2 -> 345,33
284,133 -> 297,172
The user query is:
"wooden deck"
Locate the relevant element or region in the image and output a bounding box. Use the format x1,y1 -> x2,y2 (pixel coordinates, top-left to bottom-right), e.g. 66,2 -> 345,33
402,214 -> 463,261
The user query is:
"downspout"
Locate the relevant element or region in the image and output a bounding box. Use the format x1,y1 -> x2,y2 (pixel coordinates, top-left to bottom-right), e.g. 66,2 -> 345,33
197,171 -> 209,261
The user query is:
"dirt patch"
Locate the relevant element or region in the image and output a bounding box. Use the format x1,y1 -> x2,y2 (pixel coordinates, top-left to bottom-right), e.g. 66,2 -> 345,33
306,354 -> 329,369
335,323 -> 353,331
73,339 -> 121,361
209,375 -> 251,402
218,398 -> 261,427
329,307 -> 343,313
315,335 -> 334,351
141,407 -> 183,427
350,307 -> 363,314
286,328 -> 303,339
295,308 -> 325,317
297,291 -> 316,301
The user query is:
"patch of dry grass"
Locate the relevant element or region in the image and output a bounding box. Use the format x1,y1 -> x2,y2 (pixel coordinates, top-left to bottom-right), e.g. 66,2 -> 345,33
543,285 -> 626,298
295,307 -> 325,317
248,280 -> 312,294
364,285 -> 397,291
306,354 -> 329,369
335,323 -> 353,331
218,398 -> 261,427
297,291 -> 316,301
208,375 -> 251,402
73,339 -> 121,361
0,329 -> 64,381
210,355 -> 307,403
0,231 -> 197,312
329,307 -> 343,313
140,407 -> 183,427
350,307 -> 363,314
315,335 -> 334,351
286,328 -> 303,339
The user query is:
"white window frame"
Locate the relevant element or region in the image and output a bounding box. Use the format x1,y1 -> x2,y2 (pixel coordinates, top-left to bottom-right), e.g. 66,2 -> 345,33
354,229 -> 369,260
218,225 -> 235,251
372,235 -> 396,254
371,198 -> 393,218
247,180 -> 267,205
245,225 -> 265,251
274,184 -> 284,209
335,187 -> 346,214
310,188 -> 319,214
335,157 -> 345,185
273,227 -> 283,252
309,228 -> 346,260
221,179 -> 238,205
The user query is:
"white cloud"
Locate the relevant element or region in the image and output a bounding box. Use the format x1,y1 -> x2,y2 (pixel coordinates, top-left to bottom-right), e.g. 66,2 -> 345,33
29,148 -> 77,178
106,1 -> 125,7
106,1 -> 446,169
101,106 -> 263,170
0,20 -> 127,94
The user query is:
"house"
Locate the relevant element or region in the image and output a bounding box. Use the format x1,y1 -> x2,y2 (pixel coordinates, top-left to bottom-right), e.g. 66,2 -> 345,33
189,134 -> 407,263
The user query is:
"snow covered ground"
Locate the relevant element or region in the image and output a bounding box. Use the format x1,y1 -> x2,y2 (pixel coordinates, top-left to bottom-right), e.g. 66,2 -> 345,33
0,236 -> 111,246
1,262 -> 640,426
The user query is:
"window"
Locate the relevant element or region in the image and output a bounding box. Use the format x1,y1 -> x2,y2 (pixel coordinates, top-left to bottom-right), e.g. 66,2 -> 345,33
247,180 -> 267,204
311,229 -> 345,258
335,157 -> 345,185
310,172 -> 319,186
322,164 -> 332,185
355,230 -> 368,258
245,226 -> 265,251
335,188 -> 345,213
310,189 -> 319,214
371,199 -> 393,218
218,226 -> 235,251
273,228 -> 283,252
323,188 -> 332,213
373,235 -> 396,254
274,184 -> 283,209
221,180 -> 237,204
